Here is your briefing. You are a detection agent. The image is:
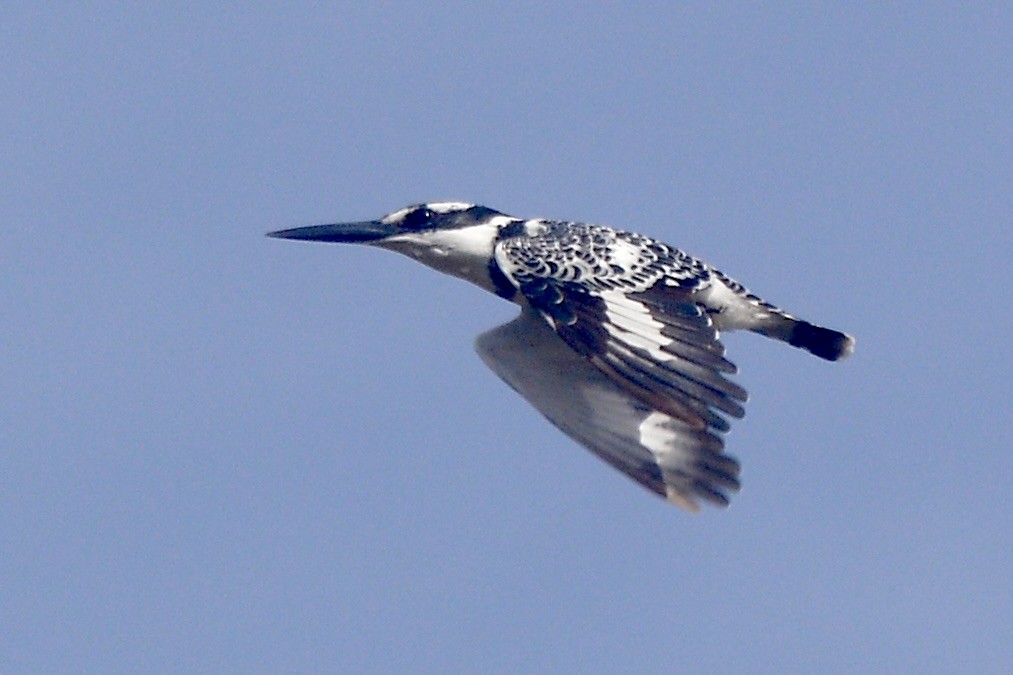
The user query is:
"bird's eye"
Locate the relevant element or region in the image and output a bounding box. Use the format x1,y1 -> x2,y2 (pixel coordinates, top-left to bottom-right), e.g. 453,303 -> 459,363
402,208 -> 433,230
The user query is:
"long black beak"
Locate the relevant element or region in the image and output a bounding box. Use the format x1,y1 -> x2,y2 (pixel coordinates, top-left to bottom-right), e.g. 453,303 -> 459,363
266,220 -> 397,244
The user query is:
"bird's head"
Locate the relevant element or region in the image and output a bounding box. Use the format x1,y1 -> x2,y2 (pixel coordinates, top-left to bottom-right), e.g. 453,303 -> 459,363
268,202 -> 520,293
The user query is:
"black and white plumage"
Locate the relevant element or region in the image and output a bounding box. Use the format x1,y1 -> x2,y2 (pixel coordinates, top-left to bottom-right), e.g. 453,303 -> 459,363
269,202 -> 854,511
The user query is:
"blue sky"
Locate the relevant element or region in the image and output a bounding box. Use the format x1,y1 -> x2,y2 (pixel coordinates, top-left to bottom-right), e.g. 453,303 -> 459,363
2,4 -> 1009,673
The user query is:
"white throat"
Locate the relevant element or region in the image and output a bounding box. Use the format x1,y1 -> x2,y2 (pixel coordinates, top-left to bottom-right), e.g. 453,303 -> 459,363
375,222 -> 502,294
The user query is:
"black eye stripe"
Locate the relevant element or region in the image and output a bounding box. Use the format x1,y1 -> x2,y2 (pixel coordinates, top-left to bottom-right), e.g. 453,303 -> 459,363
397,204 -> 501,231
402,208 -> 433,229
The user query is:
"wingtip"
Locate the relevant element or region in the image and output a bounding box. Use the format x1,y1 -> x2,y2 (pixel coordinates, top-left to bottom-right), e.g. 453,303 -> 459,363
666,488 -> 702,513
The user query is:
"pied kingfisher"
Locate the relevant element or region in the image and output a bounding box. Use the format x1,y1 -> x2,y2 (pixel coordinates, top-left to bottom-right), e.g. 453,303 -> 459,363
269,202 -> 854,512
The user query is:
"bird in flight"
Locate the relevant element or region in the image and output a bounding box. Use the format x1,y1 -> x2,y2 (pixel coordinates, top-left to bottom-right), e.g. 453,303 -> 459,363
269,202 -> 854,511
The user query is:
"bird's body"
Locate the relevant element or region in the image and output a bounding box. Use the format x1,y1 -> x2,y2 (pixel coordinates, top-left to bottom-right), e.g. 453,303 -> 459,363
269,202 -> 854,511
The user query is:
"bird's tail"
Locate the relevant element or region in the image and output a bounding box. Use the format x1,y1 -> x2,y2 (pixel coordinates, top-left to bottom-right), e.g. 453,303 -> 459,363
788,320 -> 855,361
752,316 -> 855,361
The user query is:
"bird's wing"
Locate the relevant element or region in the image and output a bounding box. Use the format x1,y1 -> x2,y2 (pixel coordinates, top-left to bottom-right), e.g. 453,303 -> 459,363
489,229 -> 749,510
476,310 -> 740,511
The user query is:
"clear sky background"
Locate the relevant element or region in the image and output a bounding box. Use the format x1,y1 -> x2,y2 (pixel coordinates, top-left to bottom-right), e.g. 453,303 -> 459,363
2,4 -> 1009,673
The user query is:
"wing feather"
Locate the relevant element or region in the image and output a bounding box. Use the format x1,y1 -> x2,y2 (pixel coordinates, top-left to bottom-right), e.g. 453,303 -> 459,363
476,312 -> 741,511
485,227 -> 753,509
511,275 -> 746,434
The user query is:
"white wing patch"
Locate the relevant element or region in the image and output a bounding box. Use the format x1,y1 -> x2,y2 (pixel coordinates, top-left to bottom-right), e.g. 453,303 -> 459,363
638,412 -> 699,511
636,411 -> 739,511
601,290 -> 673,360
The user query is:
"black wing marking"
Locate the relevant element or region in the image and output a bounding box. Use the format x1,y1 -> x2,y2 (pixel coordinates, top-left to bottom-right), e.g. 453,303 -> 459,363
495,225 -> 747,435
523,279 -> 745,430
